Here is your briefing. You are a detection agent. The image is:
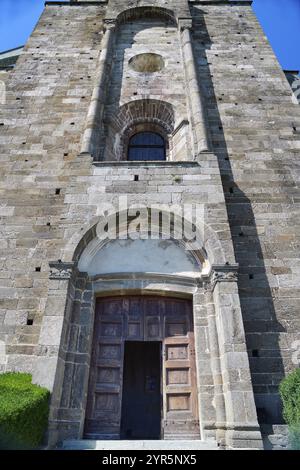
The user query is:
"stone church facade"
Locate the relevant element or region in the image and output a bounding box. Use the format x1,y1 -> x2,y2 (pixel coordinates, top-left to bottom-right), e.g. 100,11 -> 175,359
0,0 -> 300,450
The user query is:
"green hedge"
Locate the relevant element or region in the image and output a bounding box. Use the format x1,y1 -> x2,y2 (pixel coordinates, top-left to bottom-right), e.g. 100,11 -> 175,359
279,368 -> 300,449
0,372 -> 50,449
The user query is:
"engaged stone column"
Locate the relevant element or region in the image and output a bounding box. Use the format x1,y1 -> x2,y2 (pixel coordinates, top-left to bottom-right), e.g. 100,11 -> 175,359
33,261 -> 77,391
208,265 -> 263,449
204,287 -> 227,446
80,20 -> 116,157
32,261 -> 77,446
179,19 -> 210,155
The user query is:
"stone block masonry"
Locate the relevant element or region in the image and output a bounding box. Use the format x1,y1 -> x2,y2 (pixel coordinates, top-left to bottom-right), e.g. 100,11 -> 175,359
191,2 -> 300,429
0,3 -> 106,372
0,0 -> 300,449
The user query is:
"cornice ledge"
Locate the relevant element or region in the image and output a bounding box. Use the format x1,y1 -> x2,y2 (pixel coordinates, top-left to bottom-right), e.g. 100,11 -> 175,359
45,1 -> 108,6
188,1 -> 252,5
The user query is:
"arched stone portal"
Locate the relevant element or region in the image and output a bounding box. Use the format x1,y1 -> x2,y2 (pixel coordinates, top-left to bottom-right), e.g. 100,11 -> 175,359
34,226 -> 262,449
79,237 -> 203,439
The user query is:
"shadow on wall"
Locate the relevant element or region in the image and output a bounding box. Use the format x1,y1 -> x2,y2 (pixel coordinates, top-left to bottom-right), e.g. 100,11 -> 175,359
189,5 -> 285,430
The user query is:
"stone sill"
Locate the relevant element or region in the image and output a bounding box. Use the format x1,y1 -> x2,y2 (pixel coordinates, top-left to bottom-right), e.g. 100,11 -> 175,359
92,161 -> 200,168
45,1 -> 108,6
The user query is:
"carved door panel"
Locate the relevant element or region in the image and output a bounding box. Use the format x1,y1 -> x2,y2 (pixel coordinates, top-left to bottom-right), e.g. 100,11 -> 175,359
162,300 -> 199,439
144,297 -> 163,341
84,298 -> 125,438
126,297 -> 144,341
84,296 -> 200,440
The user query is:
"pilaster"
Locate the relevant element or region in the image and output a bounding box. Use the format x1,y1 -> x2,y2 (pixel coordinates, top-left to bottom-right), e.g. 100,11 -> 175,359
80,20 -> 116,157
179,19 -> 211,156
204,265 -> 263,449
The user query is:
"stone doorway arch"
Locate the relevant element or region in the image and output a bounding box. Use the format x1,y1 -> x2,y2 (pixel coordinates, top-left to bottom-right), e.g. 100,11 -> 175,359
33,220 -> 262,449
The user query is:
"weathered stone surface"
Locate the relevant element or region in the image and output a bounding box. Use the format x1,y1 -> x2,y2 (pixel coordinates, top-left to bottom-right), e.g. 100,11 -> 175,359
0,0 -> 299,451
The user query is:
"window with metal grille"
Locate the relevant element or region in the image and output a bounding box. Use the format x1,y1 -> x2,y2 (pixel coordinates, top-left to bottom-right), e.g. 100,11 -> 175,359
127,132 -> 166,161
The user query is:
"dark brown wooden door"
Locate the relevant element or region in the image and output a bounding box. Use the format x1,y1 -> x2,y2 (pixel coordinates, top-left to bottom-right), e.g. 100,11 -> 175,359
84,298 -> 124,438
163,334 -> 199,438
162,299 -> 199,439
84,296 -> 199,439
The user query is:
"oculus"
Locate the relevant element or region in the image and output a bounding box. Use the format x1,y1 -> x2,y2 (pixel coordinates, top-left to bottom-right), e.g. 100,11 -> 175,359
129,53 -> 164,73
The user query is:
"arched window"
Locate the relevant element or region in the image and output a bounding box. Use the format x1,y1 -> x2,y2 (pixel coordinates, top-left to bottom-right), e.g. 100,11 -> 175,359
127,132 -> 166,161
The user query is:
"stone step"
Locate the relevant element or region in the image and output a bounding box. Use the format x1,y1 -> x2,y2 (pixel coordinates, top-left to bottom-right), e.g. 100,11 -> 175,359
62,439 -> 219,451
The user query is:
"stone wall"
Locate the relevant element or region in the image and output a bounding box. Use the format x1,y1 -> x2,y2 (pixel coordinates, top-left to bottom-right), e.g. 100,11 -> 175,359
1,0 -> 300,449
261,424 -> 289,450
0,4 -> 106,373
191,1 -> 300,431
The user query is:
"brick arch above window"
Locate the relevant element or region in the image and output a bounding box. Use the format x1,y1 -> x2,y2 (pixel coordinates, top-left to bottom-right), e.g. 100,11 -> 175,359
116,6 -> 177,26
104,99 -> 175,161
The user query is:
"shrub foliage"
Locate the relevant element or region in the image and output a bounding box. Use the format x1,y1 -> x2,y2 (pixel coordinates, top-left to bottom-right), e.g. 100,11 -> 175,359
0,372 -> 50,449
279,368 -> 300,449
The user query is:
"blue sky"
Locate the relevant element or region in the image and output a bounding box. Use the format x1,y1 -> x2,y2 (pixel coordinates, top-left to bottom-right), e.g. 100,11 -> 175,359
0,0 -> 299,71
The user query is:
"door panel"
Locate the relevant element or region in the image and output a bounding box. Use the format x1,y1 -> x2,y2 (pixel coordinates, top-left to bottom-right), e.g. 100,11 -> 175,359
126,297 -> 143,340
162,298 -> 199,439
163,333 -> 199,438
144,297 -> 163,341
84,296 -> 200,440
84,302 -> 125,438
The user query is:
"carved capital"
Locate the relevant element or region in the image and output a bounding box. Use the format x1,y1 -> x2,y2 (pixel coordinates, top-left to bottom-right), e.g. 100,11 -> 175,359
211,270 -> 238,284
203,264 -> 239,291
103,18 -> 116,30
178,18 -> 193,32
49,261 -> 76,280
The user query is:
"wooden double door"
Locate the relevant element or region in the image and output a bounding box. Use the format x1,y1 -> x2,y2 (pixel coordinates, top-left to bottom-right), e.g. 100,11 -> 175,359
84,296 -> 200,440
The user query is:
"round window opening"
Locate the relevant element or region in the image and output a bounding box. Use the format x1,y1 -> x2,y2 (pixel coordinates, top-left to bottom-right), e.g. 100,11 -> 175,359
129,53 -> 165,73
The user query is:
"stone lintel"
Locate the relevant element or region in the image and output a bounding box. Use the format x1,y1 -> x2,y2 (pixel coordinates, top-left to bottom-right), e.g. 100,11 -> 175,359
92,272 -> 200,286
